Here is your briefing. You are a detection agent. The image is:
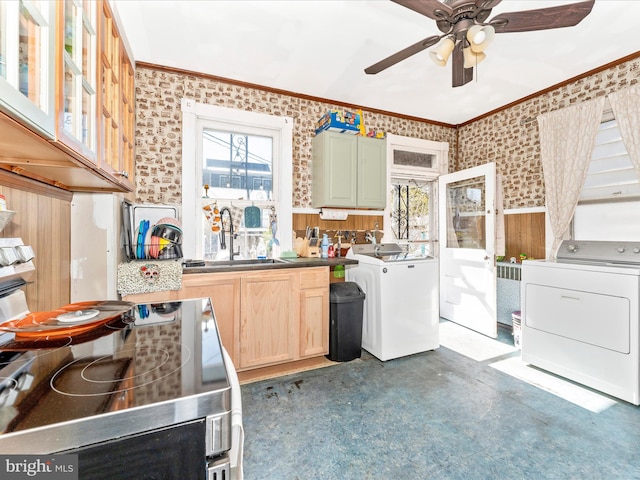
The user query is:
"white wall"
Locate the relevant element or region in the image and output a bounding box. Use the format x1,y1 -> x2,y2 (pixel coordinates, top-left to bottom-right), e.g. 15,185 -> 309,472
574,201 -> 640,241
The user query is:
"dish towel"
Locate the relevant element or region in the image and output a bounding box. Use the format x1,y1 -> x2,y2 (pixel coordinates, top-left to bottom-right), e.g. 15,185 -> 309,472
117,260 -> 182,297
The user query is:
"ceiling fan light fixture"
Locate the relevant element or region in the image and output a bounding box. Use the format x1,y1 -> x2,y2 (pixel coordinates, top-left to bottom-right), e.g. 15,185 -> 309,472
429,37 -> 455,66
467,24 -> 495,53
463,46 -> 486,69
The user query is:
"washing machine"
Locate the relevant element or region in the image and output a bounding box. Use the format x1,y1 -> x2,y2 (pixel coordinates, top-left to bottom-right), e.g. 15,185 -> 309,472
346,243 -> 439,361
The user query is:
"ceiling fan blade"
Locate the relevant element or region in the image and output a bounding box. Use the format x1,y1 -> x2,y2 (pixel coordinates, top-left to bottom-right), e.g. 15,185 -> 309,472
491,0 -> 595,33
364,35 -> 441,75
451,41 -> 473,88
391,0 -> 453,20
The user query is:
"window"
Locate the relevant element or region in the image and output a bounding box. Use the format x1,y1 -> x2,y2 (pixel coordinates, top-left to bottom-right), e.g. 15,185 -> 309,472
574,102 -> 640,240
389,181 -> 434,242
202,129 -> 273,201
181,99 -> 293,260
384,134 -> 448,256
580,114 -> 639,202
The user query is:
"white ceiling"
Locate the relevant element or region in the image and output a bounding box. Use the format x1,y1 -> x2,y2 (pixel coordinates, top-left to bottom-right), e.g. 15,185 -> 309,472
112,0 -> 640,125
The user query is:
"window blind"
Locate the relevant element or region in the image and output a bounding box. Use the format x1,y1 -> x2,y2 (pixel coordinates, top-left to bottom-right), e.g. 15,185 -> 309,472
580,116 -> 640,202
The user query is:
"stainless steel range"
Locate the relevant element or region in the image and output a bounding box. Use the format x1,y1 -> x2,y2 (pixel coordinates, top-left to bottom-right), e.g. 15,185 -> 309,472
0,253 -> 237,479
521,240 -> 640,405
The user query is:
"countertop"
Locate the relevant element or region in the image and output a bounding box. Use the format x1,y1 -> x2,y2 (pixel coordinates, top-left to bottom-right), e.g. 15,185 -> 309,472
183,257 -> 358,274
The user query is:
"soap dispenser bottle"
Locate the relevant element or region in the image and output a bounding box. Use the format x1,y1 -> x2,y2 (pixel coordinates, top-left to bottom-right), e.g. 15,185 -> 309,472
321,233 -> 329,259
256,237 -> 267,259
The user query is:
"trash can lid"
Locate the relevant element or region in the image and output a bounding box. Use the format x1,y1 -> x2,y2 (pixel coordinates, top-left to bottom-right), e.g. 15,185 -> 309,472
330,281 -> 366,303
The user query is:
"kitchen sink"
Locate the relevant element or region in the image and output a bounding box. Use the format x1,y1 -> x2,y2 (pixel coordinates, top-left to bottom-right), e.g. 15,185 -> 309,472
205,258 -> 287,266
183,258 -> 289,271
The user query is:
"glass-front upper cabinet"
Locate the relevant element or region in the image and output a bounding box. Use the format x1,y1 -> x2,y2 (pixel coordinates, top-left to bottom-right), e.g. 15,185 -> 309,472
100,1 -> 120,177
59,0 -> 97,159
0,0 -> 56,137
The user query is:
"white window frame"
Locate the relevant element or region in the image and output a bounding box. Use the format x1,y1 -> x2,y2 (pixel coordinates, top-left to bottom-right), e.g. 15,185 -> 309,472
181,99 -> 293,259
384,133 -> 449,250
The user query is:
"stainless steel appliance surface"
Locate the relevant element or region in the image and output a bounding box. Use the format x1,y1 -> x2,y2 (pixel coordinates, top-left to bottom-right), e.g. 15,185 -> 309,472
0,295 -> 235,477
346,243 -> 439,361
521,240 -> 640,404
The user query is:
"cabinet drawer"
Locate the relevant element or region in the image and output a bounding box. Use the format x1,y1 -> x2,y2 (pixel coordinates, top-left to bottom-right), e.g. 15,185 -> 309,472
299,267 -> 329,289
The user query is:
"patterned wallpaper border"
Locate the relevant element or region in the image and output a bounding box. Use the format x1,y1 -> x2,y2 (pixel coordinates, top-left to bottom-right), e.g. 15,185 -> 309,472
134,55 -> 640,210
134,68 -> 456,208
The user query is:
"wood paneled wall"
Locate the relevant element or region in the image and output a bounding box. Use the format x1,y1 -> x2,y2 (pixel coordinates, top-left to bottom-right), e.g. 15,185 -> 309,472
293,213 -> 384,245
503,212 -> 545,260
294,211 -> 545,259
0,171 -> 71,312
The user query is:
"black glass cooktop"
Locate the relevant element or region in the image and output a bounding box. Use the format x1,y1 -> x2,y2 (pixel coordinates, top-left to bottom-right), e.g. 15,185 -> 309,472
0,298 -> 231,454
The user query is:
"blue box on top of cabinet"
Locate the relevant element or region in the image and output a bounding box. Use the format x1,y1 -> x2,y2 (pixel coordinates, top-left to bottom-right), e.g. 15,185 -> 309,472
315,109 -> 361,135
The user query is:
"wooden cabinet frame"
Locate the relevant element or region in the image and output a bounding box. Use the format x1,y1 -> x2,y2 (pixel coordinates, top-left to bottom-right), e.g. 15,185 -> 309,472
0,0 -> 135,192
124,267 -> 330,372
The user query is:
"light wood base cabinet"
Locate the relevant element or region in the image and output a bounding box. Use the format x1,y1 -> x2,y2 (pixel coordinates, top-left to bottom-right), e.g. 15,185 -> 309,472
240,272 -> 296,369
298,267 -> 330,359
124,266 -> 329,372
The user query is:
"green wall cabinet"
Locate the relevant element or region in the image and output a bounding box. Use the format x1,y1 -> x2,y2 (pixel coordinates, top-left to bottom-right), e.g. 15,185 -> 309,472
312,131 -> 386,209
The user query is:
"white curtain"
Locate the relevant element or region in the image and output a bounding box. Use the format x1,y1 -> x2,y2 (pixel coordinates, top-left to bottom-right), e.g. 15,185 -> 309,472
537,97 -> 605,260
495,174 -> 505,257
608,86 -> 640,179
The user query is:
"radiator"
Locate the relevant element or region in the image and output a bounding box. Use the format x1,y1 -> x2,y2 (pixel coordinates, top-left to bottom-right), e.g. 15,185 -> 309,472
497,263 -> 521,325
497,263 -> 522,281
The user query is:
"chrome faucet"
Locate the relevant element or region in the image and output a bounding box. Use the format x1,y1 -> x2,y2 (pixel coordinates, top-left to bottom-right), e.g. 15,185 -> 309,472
219,207 -> 237,260
365,231 -> 377,246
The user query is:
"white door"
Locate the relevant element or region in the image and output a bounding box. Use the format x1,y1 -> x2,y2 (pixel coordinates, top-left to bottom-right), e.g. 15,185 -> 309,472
438,163 -> 497,338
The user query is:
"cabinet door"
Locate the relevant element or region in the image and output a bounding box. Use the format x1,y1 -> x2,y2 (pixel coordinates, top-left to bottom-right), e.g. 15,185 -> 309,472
312,131 -> 357,208
0,0 -> 56,137
183,274 -> 241,368
119,55 -> 135,188
298,267 -> 329,358
240,272 -> 295,369
99,2 -> 128,185
299,287 -> 329,358
58,0 -> 98,161
357,136 -> 387,208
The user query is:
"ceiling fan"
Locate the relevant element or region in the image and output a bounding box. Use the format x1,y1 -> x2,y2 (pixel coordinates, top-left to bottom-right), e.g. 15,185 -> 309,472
364,0 -> 595,87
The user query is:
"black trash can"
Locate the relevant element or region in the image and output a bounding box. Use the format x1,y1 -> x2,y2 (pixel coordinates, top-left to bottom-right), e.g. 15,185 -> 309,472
327,282 -> 366,362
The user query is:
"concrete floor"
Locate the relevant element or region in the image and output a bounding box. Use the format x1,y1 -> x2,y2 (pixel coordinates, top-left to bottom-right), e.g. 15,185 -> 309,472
240,322 -> 640,479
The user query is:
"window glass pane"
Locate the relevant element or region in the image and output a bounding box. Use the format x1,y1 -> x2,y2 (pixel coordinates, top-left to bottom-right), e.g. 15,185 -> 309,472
202,129 -> 273,201
64,1 -> 77,57
81,7 -> 94,79
0,6 -> 6,79
63,60 -> 75,134
393,150 -> 436,168
201,128 -> 275,260
19,2 -> 42,104
82,83 -> 92,147
389,182 -> 433,242
446,177 -> 486,249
